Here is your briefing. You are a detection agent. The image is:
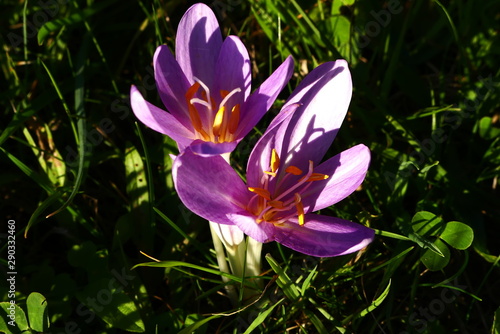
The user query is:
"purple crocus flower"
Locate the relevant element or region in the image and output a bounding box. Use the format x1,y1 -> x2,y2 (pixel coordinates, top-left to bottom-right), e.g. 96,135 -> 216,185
130,3 -> 294,155
173,60 -> 374,257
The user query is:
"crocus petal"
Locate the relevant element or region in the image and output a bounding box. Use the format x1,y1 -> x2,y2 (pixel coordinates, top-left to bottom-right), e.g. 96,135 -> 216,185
189,140 -> 238,156
302,144 -> 371,212
246,103 -> 298,187
227,212 -> 276,243
173,148 -> 250,225
176,3 -> 223,87
278,60 -> 352,171
153,45 -> 192,128
209,221 -> 244,247
236,55 -> 294,139
213,36 -> 251,105
130,85 -> 193,148
273,215 -> 374,257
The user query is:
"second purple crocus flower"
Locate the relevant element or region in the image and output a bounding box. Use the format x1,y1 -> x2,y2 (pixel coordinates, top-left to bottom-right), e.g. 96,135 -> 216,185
130,3 -> 293,156
173,60 -> 374,257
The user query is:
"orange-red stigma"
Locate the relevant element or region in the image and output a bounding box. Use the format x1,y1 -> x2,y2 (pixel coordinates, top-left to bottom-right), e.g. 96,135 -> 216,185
185,80 -> 241,143
247,149 -> 329,226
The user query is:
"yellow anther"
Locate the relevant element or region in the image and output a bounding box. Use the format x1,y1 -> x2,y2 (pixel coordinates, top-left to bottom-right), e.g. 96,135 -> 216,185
307,173 -> 329,182
228,105 -> 240,134
212,106 -> 225,136
285,166 -> 303,175
270,149 -> 280,173
248,187 -> 271,201
264,171 -> 277,177
294,193 -> 305,226
268,200 -> 284,209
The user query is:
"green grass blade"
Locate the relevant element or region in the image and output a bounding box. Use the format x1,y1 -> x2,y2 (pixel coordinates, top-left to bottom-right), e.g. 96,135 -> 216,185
132,261 -> 242,283
0,146 -> 54,194
242,298 -> 284,334
265,254 -> 300,301
46,35 -> 89,218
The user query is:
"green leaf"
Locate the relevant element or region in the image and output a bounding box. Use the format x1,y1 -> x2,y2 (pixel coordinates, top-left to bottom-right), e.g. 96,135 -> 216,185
26,292 -> 50,332
300,265 -> 317,296
242,299 -> 284,334
304,308 -> 329,334
265,254 -> 300,301
492,306 -> 500,334
0,302 -> 29,334
0,147 -> 54,194
37,0 -> 116,45
420,239 -> 451,271
45,36 -> 90,219
478,116 -> 500,140
411,211 -> 445,237
178,315 -> 221,334
440,221 -> 474,250
25,190 -> 62,237
358,279 -> 392,318
76,278 -> 145,333
408,232 -> 445,257
125,142 -> 149,210
132,261 -> 242,283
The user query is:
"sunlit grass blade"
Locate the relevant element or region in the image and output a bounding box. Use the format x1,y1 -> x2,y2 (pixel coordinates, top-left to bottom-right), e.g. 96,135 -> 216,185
342,279 -> 391,324
300,264 -> 317,296
265,254 -> 300,301
242,298 -> 284,334
178,315 -> 222,334
132,261 -> 242,283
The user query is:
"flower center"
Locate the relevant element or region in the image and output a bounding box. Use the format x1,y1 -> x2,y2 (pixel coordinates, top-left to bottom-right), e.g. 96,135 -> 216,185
185,79 -> 241,143
246,149 -> 329,226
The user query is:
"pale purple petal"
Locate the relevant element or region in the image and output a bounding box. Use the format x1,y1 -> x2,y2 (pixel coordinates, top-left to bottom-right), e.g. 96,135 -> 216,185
176,3 -> 222,87
246,103 -> 298,187
213,36 -> 251,106
278,60 -> 352,171
302,144 -> 371,212
235,56 -> 294,139
130,85 -> 193,147
153,45 -> 192,128
189,140 -> 238,156
173,148 -> 250,225
227,212 -> 276,243
273,215 -> 374,257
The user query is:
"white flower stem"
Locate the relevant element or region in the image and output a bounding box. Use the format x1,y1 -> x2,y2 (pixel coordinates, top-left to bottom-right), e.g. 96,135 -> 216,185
208,152 -> 263,305
209,223 -> 238,303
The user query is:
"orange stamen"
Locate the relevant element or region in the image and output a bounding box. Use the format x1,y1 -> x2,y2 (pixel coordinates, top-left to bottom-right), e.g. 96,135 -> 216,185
307,173 -> 329,181
285,166 -> 303,175
294,193 -> 305,226
248,187 -> 271,201
187,104 -> 204,133
268,200 -> 284,209
228,105 -> 240,134
185,82 -> 200,100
